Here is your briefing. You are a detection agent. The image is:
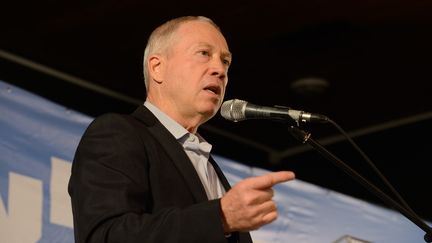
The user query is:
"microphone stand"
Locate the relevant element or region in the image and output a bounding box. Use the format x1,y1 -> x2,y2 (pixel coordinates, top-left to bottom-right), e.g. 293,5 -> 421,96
287,126 -> 432,242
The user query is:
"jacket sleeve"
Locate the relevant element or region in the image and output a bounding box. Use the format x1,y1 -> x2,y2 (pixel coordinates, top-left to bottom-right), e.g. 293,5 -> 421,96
68,114 -> 229,243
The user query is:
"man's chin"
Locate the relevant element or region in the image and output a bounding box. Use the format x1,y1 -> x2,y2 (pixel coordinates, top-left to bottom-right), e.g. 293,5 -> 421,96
198,104 -> 219,120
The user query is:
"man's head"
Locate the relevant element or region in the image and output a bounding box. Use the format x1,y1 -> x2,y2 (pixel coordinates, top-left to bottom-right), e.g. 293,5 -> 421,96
143,16 -> 222,89
143,16 -> 231,132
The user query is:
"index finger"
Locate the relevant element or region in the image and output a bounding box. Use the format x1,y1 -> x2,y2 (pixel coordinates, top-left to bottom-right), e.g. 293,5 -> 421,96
249,171 -> 295,190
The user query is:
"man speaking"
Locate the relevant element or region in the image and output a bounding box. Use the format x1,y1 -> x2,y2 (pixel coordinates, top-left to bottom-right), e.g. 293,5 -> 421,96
68,16 -> 295,243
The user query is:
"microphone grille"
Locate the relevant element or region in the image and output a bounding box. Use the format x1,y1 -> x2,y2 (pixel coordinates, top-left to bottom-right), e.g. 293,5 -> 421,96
220,99 -> 247,122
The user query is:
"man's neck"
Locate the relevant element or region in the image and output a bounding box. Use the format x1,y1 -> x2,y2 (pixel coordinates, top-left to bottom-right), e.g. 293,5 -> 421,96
145,98 -> 202,134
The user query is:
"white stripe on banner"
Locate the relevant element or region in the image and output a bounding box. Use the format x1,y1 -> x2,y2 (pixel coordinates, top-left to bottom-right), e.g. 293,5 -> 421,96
50,157 -> 73,228
0,79 -> 429,242
0,172 -> 42,242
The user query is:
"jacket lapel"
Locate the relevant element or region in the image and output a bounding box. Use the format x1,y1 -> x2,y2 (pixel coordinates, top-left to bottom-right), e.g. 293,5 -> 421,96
131,106 -> 208,202
209,156 -> 232,191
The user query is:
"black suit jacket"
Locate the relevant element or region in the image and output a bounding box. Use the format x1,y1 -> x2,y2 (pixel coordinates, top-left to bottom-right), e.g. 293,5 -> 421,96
68,106 -> 253,243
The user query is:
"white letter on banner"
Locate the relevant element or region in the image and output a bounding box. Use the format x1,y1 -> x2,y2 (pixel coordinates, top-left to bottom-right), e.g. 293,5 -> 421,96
50,156 -> 73,228
0,172 -> 43,242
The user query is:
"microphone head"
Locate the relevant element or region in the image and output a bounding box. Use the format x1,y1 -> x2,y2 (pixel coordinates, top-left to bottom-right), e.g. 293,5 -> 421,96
220,99 -> 248,122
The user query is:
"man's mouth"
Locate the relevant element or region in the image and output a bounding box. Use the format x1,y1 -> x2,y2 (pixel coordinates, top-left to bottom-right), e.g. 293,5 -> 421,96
204,85 -> 221,95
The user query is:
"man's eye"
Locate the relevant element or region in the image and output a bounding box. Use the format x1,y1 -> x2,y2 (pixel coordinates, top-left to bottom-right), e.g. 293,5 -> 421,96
223,59 -> 231,66
199,50 -> 210,56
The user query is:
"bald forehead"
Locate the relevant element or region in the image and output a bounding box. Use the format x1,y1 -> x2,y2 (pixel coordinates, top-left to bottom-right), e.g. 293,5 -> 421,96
177,19 -> 222,36
173,20 -> 230,52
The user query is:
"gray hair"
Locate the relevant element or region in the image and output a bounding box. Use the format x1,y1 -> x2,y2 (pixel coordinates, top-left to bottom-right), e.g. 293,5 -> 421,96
143,16 -> 221,91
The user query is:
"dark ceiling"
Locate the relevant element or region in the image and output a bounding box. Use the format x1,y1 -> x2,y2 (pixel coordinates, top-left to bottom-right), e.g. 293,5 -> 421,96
1,0 -> 431,227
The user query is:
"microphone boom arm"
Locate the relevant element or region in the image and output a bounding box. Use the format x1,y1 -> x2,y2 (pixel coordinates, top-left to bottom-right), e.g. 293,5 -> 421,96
287,126 -> 432,242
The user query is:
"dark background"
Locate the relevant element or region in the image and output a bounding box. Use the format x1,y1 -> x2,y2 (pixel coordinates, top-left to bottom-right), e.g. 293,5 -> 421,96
1,0 -> 431,225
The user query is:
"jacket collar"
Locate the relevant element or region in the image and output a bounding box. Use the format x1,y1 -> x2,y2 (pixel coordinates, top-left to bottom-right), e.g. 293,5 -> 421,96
131,105 -> 209,202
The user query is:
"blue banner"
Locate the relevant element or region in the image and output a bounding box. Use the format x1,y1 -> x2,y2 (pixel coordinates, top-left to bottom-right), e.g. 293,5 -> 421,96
0,80 -> 428,242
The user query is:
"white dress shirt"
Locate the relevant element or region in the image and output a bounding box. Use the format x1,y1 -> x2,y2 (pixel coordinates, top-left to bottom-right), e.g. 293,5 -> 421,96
144,101 -> 225,200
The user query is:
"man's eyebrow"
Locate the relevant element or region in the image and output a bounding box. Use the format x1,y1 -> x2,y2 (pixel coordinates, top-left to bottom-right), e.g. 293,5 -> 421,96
222,51 -> 232,60
196,42 -> 232,59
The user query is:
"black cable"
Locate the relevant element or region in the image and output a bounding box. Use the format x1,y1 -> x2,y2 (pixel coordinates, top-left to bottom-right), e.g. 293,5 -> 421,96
325,118 -> 419,219
288,125 -> 432,242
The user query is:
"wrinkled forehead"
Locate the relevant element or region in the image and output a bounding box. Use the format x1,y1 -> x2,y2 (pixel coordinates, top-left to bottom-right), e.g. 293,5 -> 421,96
172,20 -> 230,52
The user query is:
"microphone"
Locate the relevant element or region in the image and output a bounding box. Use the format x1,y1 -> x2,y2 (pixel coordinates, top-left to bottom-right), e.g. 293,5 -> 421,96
220,99 -> 328,123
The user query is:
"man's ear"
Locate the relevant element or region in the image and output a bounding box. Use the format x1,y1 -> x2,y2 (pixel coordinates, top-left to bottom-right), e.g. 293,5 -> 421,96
148,55 -> 164,83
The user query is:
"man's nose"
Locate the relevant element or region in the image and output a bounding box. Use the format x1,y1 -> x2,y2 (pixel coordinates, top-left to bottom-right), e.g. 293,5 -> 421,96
210,58 -> 227,80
